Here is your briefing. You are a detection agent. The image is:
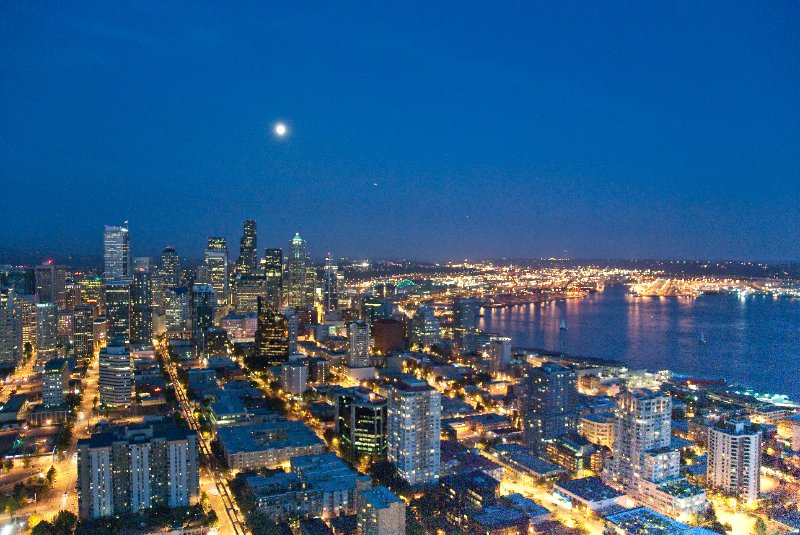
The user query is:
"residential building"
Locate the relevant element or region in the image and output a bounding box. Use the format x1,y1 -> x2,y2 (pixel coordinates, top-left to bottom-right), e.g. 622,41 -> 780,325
336,387 -> 387,459
387,376 -> 441,485
99,342 -> 133,406
357,486 -> 405,535
348,320 -> 371,368
36,301 -> 58,360
707,420 -> 762,503
518,363 -> 578,453
77,422 -> 199,519
42,358 -> 70,407
216,420 -> 325,470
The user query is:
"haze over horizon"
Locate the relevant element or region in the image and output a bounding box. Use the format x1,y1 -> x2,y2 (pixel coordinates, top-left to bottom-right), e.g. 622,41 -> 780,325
2,3 -> 799,262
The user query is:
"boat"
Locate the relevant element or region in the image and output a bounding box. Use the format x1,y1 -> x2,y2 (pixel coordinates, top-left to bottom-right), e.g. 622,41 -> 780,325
699,332 -> 706,344
560,319 -> 567,331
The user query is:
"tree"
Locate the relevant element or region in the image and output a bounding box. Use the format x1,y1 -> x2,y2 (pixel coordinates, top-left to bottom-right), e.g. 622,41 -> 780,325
3,458 -> 13,472
753,517 -> 767,535
52,510 -> 78,535
31,521 -> 55,535
23,455 -> 33,468
47,465 -> 57,485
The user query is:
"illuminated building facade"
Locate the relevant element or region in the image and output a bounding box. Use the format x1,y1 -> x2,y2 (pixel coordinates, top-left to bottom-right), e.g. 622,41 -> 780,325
103,223 -> 131,281
518,362 -> 578,453
387,377 -> 441,485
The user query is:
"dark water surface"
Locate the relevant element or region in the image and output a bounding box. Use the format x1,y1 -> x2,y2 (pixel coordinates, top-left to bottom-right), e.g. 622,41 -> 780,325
480,285 -> 800,402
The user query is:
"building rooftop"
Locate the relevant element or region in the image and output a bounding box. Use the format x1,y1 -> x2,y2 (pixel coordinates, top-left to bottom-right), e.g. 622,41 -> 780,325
554,477 -> 624,503
469,505 -> 528,529
43,358 -> 69,372
581,411 -> 615,424
216,420 -> 323,454
657,477 -> 706,498
360,486 -> 401,509
710,420 -> 762,436
605,506 -> 693,534
502,493 -> 550,517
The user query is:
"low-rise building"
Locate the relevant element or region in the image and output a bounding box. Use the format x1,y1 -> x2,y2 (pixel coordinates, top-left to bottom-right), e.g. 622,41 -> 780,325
217,420 -> 325,470
553,477 -> 625,513
579,412 -> 615,448
356,485 -> 405,535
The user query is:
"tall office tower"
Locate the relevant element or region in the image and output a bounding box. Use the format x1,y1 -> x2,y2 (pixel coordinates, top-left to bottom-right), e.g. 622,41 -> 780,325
262,248 -> 283,309
233,276 -> 265,314
286,233 -> 308,308
1,266 -> 36,295
64,279 -> 82,310
488,335 -> 512,373
93,318 -> 107,353
157,247 -> 181,287
105,281 -> 131,345
77,422 -> 200,519
337,387 -> 388,459
387,377 -> 441,486
165,287 -> 191,336
322,253 -> 340,312
707,421 -> 762,503
133,257 -> 152,273
191,284 -> 216,346
409,306 -> 440,348
452,297 -> 481,353
518,363 -> 578,453
35,262 -> 67,308
605,389 -> 673,488
0,289 -> 23,363
99,342 -> 133,406
79,275 -> 105,315
348,320 -> 371,368
357,486 -> 406,535
285,309 -> 299,353
103,223 -> 131,281
155,246 -> 181,309
255,298 -> 289,366
36,302 -> 58,360
72,305 -> 95,358
18,295 -> 37,354
236,219 -> 258,276
305,266 -> 318,309
130,269 -> 153,344
203,237 -> 228,305
42,358 -> 69,407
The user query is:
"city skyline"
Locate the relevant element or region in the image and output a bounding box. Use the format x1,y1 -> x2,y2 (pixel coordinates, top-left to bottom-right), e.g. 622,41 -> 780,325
2,3 -> 799,262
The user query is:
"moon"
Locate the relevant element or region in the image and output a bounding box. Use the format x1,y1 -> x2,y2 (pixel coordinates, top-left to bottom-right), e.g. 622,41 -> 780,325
274,122 -> 288,137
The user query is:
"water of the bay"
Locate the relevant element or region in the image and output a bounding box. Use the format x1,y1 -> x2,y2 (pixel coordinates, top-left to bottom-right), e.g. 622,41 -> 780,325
479,285 -> 800,402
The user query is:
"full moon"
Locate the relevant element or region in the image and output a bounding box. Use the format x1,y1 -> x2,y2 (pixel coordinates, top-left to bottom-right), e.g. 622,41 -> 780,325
274,122 -> 288,137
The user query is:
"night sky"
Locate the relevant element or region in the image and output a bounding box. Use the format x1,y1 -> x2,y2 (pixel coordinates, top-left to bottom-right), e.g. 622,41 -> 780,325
1,2 -> 798,263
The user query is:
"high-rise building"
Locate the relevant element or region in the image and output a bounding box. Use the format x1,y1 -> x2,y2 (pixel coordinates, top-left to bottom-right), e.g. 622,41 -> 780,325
157,247 -> 181,288
72,304 -> 95,358
603,389 -> 707,517
18,295 -> 37,354
1,266 -> 35,295
42,358 -> 69,407
77,422 -> 200,519
236,219 -> 258,276
64,278 -> 82,310
36,302 -> 58,360
105,281 -> 131,345
305,266 -> 318,309
133,257 -> 153,273
255,299 -> 289,366
362,297 -> 393,324
337,387 -> 387,459
348,320 -> 371,368
79,276 -> 105,315
0,289 -> 23,363
130,269 -> 153,344
387,377 -> 441,485
281,360 -> 308,396
165,287 -> 191,336
203,237 -> 228,305
357,486 -> 406,535
322,253 -> 340,312
453,297 -> 481,353
35,262 -> 67,309
191,284 -> 216,346
410,306 -> 440,349
286,233 -> 308,308
707,421 -> 762,504
233,275 -> 266,314
99,342 -> 132,407
488,335 -> 512,373
372,319 -> 405,354
518,363 -> 578,453
262,248 -> 283,310
103,223 -> 131,281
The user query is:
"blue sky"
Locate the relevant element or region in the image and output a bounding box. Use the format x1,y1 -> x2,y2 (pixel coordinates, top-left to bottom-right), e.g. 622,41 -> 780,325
1,2 -> 798,263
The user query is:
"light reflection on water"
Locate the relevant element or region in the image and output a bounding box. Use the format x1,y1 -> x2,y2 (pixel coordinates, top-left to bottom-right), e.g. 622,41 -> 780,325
479,285 -> 800,401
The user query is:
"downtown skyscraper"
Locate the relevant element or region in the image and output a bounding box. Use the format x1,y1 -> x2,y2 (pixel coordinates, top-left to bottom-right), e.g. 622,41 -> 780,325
286,233 -> 309,308
104,223 -> 131,281
203,237 -> 228,305
236,219 -> 258,276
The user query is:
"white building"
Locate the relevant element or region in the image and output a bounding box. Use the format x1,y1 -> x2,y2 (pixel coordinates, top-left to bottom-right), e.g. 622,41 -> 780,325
348,320 -> 371,367
604,389 -> 706,518
42,358 -> 70,407
99,343 -> 132,407
387,377 -> 441,486
281,360 -> 309,397
487,335 -> 512,373
36,302 -> 58,360
707,421 -> 762,504
0,289 -> 23,363
579,412 -> 616,448
103,223 -> 131,281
